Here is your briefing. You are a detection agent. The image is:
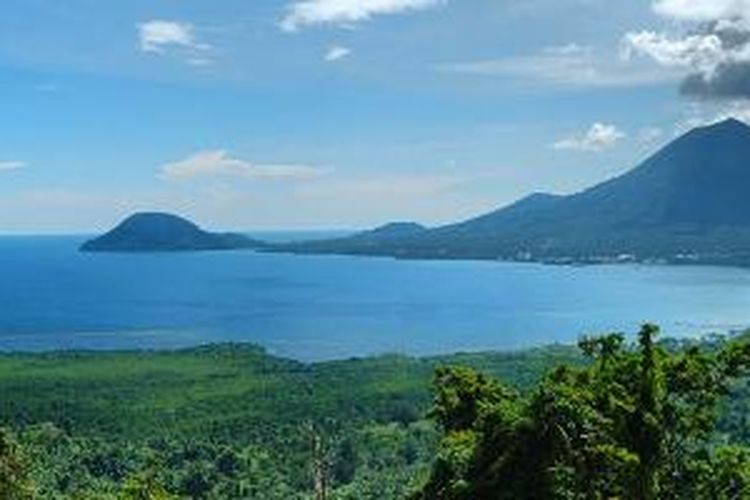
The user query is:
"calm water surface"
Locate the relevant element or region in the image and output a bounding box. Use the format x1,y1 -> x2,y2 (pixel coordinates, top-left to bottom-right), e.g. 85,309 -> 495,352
1,235 -> 750,361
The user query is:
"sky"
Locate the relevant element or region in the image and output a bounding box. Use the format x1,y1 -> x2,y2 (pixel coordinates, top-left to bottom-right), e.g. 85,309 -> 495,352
1,0 -> 750,233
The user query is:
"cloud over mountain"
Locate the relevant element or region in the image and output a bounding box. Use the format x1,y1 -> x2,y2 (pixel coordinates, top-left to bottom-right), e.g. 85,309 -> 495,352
624,1 -> 750,99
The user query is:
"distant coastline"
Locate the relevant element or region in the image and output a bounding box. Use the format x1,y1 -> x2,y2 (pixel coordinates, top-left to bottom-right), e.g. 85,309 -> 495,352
79,120 -> 750,266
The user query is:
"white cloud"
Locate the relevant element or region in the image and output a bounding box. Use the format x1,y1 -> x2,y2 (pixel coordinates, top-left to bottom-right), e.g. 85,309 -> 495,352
652,0 -> 750,21
622,24 -> 750,99
159,150 -> 326,182
621,31 -> 724,71
280,0 -> 443,32
437,44 -> 679,88
553,123 -> 626,152
324,45 -> 352,62
138,20 -> 211,60
628,2 -> 750,99
0,161 -> 25,172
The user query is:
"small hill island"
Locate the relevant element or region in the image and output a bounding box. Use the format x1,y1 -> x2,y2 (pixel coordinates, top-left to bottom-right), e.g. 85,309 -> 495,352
80,212 -> 261,252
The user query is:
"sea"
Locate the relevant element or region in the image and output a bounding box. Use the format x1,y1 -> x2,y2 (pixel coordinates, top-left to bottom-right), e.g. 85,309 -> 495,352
1,232 -> 750,361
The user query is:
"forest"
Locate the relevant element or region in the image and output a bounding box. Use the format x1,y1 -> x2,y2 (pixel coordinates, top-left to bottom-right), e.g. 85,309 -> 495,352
0,327 -> 749,498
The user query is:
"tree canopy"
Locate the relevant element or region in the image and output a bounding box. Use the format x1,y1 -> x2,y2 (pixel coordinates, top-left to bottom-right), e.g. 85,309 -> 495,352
418,324 -> 750,499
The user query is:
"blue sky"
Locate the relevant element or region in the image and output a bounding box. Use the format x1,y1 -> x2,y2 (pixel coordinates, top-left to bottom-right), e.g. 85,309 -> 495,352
0,0 -> 747,232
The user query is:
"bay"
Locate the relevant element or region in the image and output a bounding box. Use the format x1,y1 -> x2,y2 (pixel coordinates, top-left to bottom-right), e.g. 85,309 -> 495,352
1,234 -> 750,361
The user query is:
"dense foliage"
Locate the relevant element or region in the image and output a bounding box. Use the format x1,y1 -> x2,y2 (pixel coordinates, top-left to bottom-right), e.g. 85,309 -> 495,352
0,343 -> 579,498
418,325 -> 750,499
3,327 -> 750,498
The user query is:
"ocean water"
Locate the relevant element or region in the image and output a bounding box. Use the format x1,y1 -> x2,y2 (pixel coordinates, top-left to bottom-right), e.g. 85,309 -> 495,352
2,234 -> 750,361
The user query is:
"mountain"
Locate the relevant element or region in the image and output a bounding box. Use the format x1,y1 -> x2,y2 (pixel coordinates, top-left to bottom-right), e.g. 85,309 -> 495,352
266,119 -> 750,265
80,212 -> 262,252
274,222 -> 429,255
359,222 -> 428,240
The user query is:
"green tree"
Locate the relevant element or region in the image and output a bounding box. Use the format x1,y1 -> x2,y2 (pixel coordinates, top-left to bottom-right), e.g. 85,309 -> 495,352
0,428 -> 36,499
418,324 -> 750,499
119,469 -> 175,500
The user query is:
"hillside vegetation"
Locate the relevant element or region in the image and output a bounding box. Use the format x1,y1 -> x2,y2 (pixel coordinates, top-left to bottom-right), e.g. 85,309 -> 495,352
0,343 -> 579,498
1,329 -> 750,498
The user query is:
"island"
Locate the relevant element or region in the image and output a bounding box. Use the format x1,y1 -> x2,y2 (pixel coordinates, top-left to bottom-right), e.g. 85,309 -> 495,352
80,212 -> 263,252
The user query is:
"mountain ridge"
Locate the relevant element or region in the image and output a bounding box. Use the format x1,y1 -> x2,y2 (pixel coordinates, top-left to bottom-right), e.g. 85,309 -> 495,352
265,118 -> 750,265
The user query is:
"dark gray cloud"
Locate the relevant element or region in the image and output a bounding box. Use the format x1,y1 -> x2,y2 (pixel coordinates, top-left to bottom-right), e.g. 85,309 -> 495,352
680,21 -> 750,99
680,61 -> 750,98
